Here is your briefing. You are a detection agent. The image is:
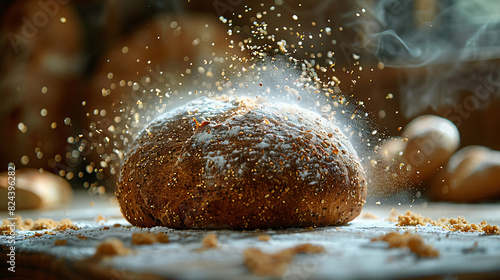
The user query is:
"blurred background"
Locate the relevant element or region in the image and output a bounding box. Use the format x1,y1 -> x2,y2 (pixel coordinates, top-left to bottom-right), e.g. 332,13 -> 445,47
1,0 -> 500,204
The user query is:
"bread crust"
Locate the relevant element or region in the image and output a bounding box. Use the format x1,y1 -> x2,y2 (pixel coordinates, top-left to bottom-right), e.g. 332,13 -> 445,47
116,97 -> 366,229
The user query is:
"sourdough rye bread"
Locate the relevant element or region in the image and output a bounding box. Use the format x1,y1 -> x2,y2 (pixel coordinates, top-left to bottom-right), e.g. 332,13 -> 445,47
116,97 -> 367,229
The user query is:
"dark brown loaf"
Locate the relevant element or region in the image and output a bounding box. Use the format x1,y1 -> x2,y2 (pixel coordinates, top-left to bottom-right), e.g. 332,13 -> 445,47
116,97 -> 367,229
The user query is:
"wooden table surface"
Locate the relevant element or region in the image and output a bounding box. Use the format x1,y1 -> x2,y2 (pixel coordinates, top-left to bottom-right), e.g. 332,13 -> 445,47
1,191 -> 500,280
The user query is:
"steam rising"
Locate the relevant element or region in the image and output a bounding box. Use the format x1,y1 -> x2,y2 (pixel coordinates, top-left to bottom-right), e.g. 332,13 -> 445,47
364,0 -> 500,116
372,0 -> 500,66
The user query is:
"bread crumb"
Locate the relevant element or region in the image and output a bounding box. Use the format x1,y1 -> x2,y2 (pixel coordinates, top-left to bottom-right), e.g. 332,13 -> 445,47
397,211 -> 500,234
90,201 -> 95,207
155,232 -> 170,243
293,243 -> 325,254
360,212 -> 379,219
94,238 -> 130,257
1,215 -> 78,234
19,217 -> 34,230
32,218 -> 59,230
131,232 -> 156,245
202,233 -> 218,248
54,219 -> 79,231
243,248 -> 291,277
131,232 -> 170,245
371,232 -> 439,258
482,224 -> 500,234
396,211 -> 433,226
27,231 -> 53,238
96,214 -> 107,223
54,239 -> 67,246
258,235 -> 271,242
243,243 -> 324,277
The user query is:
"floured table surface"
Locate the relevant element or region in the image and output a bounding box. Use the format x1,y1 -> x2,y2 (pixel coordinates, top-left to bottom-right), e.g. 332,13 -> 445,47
1,191 -> 500,280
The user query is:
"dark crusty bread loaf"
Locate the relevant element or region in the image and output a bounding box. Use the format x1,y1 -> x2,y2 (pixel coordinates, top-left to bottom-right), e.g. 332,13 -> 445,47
116,97 -> 367,229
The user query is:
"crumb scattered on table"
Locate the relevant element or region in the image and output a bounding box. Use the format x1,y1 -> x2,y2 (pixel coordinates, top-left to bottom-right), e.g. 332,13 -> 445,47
243,243 -> 324,277
1,215 -> 78,235
293,243 -> 325,254
131,232 -> 169,245
94,238 -> 130,257
397,211 -> 500,234
371,232 -> 439,258
258,235 -> 271,242
155,232 -> 170,243
201,233 -> 218,248
131,232 -> 155,245
28,231 -> 54,239
55,219 -> 79,231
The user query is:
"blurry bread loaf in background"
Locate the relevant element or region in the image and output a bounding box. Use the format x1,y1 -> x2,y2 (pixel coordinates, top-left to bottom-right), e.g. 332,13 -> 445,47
0,168 -> 72,210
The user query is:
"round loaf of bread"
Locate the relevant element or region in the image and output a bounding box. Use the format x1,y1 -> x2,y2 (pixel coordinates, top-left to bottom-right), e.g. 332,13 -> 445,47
428,146 -> 500,202
116,97 -> 367,229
